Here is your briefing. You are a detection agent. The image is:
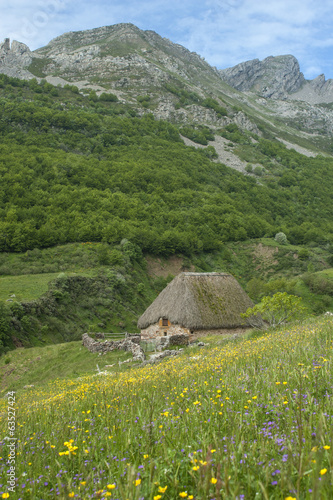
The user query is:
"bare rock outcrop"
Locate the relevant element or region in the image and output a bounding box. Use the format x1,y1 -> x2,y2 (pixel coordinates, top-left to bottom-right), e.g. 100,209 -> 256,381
219,55 -> 305,99
0,38 -> 35,79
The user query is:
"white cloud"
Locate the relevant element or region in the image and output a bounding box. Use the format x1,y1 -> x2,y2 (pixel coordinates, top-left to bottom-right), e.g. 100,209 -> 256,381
0,0 -> 72,48
174,0 -> 333,77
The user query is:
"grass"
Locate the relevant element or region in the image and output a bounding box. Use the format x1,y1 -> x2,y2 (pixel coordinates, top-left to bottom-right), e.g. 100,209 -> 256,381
0,316 -> 332,499
0,340 -> 136,396
0,273 -> 75,303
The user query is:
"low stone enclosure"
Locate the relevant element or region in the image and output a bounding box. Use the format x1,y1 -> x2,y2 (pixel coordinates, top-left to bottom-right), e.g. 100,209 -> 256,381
82,332 -> 190,364
82,333 -> 145,362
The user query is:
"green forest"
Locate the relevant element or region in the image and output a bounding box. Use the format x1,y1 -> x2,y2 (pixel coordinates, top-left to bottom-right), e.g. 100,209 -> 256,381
1,74 -> 333,256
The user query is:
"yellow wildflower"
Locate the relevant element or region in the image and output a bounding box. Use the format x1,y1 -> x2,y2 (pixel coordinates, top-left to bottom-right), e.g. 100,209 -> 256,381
211,477 -> 217,484
320,469 -> 327,475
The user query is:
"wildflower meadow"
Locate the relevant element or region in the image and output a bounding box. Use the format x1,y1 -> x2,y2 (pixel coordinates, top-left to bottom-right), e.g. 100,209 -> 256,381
0,317 -> 332,499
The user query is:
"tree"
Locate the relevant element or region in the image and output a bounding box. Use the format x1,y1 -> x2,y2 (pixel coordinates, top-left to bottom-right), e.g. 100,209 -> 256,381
241,292 -> 306,328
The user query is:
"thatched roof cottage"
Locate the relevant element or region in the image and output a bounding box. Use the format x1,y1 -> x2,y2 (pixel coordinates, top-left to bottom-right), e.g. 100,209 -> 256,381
138,272 -> 254,340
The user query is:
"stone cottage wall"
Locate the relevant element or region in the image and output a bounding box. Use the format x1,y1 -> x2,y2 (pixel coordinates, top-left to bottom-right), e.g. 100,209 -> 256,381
140,322 -> 190,340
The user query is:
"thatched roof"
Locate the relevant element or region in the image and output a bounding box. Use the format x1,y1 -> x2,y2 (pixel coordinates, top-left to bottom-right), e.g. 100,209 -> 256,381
138,272 -> 255,330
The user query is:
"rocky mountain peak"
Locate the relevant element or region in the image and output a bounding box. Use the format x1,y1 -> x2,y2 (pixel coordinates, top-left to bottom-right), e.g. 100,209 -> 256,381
0,38 -> 34,79
0,38 -> 10,55
219,54 -> 305,98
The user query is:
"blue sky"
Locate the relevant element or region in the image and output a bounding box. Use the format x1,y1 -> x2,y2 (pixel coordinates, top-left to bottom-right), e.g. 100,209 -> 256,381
1,0 -> 333,79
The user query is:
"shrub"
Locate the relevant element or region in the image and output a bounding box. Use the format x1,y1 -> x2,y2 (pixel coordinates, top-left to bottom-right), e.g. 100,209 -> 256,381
200,146 -> 218,159
0,304 -> 11,353
302,273 -> 333,296
246,277 -> 265,301
298,248 -> 309,260
274,232 -> 288,245
99,92 -> 118,102
241,292 -> 306,327
253,166 -> 263,176
10,302 -> 25,319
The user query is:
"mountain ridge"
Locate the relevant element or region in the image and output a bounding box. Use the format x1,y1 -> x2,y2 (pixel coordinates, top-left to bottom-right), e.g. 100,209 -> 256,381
1,24 -> 333,103
1,23 -> 333,152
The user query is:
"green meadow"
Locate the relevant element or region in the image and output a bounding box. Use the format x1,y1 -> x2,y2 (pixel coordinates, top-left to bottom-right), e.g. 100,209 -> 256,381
0,273 -> 74,303
0,316 -> 332,499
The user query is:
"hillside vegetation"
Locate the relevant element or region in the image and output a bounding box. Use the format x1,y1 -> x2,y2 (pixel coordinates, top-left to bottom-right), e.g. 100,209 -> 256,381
0,317 -> 332,499
1,75 -> 333,354
1,74 -> 333,256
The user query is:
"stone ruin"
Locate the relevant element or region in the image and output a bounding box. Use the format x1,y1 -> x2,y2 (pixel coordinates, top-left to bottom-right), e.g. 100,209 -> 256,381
157,333 -> 189,350
82,333 -> 145,362
82,332 -> 190,365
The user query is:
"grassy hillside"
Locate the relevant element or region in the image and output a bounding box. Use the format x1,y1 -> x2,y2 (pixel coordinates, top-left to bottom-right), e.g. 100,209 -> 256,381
0,316 -> 332,499
0,240 -> 168,351
0,237 -> 332,354
0,340 -> 134,396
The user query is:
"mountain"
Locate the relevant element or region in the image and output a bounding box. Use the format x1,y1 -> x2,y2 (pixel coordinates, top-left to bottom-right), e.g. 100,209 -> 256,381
1,23 -> 333,148
219,54 -> 333,104
219,55 -> 305,98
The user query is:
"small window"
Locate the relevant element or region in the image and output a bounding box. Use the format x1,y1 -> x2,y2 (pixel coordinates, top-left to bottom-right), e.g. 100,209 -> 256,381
164,331 -> 167,336
162,318 -> 168,326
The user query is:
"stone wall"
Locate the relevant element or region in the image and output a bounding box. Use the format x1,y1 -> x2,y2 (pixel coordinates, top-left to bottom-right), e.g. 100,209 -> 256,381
140,322 -> 190,340
168,334 -> 189,346
155,334 -> 189,351
82,333 -> 145,362
94,332 -> 105,339
125,333 -> 141,345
